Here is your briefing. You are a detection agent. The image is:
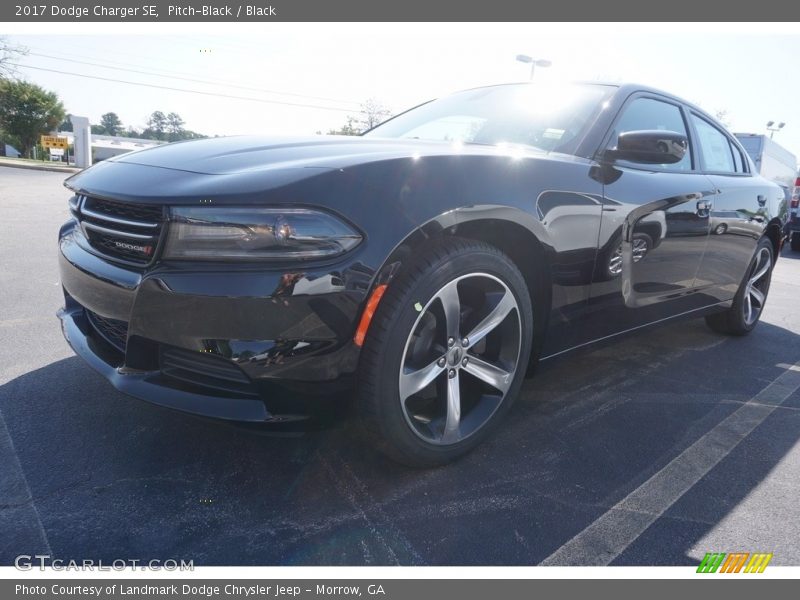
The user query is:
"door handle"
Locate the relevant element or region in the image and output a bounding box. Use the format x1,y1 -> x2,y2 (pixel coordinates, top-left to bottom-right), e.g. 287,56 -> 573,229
696,200 -> 712,217
757,195 -> 767,207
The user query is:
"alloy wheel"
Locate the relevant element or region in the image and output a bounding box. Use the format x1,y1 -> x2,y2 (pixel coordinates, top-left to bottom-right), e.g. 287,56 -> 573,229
743,246 -> 771,325
398,273 -> 522,445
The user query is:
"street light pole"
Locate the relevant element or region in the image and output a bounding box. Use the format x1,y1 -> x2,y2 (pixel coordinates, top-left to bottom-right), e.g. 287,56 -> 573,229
515,55 -> 552,80
766,120 -> 785,139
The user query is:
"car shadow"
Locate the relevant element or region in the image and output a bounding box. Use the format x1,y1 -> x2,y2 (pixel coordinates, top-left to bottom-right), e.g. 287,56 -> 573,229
780,244 -> 800,261
0,318 -> 798,566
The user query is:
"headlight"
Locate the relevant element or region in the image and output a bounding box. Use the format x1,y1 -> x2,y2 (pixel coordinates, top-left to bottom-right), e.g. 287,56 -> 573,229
163,207 -> 362,260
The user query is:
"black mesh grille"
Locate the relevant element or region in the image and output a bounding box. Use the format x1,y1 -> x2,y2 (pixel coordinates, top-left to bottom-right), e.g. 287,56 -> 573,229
76,195 -> 164,265
84,197 -> 163,222
160,347 -> 257,397
86,310 -> 129,352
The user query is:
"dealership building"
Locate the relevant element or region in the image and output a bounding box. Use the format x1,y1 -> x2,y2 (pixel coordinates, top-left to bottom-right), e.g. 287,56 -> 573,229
56,132 -> 165,161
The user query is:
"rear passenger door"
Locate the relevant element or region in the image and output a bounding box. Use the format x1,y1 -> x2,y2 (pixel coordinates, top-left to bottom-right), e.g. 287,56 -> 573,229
689,113 -> 770,302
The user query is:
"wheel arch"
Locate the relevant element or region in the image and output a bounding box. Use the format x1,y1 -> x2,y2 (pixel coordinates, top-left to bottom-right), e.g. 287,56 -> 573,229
764,217 -> 784,258
369,206 -> 554,368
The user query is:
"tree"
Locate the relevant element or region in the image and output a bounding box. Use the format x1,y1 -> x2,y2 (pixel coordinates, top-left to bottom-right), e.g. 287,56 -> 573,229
327,116 -> 360,136
165,112 -> 186,141
173,129 -> 206,141
144,110 -> 168,140
328,99 -> 392,136
59,116 -> 73,132
0,79 -> 65,157
358,98 -> 392,131
136,110 -> 205,142
0,36 -> 27,79
119,126 -> 141,138
714,109 -> 731,128
99,112 -> 123,136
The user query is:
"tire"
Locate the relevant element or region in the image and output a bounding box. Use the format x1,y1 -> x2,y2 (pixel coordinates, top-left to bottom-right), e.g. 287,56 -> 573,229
705,237 -> 774,336
714,223 -> 728,235
791,232 -> 800,252
358,237 -> 534,467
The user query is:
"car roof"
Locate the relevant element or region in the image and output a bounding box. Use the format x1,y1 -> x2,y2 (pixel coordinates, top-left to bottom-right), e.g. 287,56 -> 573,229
456,81 -> 719,126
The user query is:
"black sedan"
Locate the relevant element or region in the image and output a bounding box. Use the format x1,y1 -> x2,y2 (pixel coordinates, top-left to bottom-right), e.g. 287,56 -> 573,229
58,82 -> 787,466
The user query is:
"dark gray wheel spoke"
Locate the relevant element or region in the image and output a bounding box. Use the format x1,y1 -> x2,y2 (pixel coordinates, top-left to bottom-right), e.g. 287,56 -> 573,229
465,290 -> 516,348
442,373 -> 462,444
437,280 -> 461,339
744,293 -> 753,323
750,285 -> 765,307
750,255 -> 771,285
463,355 -> 513,394
400,359 -> 444,401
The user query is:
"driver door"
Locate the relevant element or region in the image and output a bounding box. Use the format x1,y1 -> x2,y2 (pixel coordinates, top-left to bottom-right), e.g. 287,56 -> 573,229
585,94 -> 715,338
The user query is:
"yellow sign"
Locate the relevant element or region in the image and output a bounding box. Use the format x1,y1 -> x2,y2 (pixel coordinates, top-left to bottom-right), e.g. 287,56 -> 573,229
41,135 -> 68,149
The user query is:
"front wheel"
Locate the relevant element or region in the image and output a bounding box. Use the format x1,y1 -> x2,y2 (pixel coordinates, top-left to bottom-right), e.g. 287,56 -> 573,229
705,237 -> 774,336
358,238 -> 533,467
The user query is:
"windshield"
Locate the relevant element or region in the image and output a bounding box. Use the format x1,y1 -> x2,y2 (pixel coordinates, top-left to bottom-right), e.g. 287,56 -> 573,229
365,83 -> 613,155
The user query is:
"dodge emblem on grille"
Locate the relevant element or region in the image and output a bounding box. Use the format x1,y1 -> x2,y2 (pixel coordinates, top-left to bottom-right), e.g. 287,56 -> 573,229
114,241 -> 153,255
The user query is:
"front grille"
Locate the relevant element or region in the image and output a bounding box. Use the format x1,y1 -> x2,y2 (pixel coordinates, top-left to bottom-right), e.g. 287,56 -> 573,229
160,347 -> 257,397
86,310 -> 129,352
75,195 -> 164,265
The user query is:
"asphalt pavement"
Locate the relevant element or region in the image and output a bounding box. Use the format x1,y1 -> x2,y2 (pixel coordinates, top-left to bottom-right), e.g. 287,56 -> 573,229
1,167 -> 799,566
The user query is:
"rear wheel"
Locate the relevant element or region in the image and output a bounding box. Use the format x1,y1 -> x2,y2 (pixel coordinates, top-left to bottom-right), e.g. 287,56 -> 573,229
705,237 -> 774,336
358,238 -> 533,467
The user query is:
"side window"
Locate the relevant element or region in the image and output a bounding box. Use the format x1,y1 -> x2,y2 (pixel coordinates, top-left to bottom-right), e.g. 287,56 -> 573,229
611,97 -> 692,171
730,142 -> 746,173
691,115 -> 735,173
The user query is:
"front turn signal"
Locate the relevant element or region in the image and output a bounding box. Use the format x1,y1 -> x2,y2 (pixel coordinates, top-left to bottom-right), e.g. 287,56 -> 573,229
353,284 -> 388,347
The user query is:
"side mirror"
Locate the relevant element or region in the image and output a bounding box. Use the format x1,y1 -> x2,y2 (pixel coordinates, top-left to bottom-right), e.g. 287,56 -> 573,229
605,130 -> 688,165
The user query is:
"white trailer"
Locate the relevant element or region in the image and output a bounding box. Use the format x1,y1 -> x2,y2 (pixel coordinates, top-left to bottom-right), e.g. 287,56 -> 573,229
734,133 -> 799,251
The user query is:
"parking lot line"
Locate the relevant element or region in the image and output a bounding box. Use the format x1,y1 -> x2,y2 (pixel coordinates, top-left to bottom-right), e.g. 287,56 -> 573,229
540,359 -> 800,566
0,409 -> 52,560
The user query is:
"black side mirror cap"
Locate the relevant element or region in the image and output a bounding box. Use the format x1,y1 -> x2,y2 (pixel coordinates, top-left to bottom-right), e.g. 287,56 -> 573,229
604,130 -> 688,165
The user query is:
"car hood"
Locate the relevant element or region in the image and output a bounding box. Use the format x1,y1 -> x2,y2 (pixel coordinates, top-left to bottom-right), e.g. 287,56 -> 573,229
64,135 -> 573,205
109,135 -> 543,175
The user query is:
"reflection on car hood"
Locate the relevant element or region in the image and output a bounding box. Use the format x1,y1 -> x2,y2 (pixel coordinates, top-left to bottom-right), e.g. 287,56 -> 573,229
111,135 -> 547,175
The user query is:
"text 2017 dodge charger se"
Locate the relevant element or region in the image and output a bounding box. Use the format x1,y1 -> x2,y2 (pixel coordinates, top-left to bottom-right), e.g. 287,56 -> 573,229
58,83 -> 787,466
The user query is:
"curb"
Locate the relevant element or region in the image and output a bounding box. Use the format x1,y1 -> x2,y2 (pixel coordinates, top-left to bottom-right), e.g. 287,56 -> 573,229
0,160 -> 81,174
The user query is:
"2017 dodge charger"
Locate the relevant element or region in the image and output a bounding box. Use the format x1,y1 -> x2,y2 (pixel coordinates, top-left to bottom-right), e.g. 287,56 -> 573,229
58,83 -> 787,466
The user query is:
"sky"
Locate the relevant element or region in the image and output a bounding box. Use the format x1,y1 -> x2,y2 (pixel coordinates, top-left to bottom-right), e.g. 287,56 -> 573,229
3,23 -> 800,160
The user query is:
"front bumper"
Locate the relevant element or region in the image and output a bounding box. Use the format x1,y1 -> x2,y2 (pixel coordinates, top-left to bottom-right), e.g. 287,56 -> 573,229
58,224 -> 369,421
788,213 -> 800,234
